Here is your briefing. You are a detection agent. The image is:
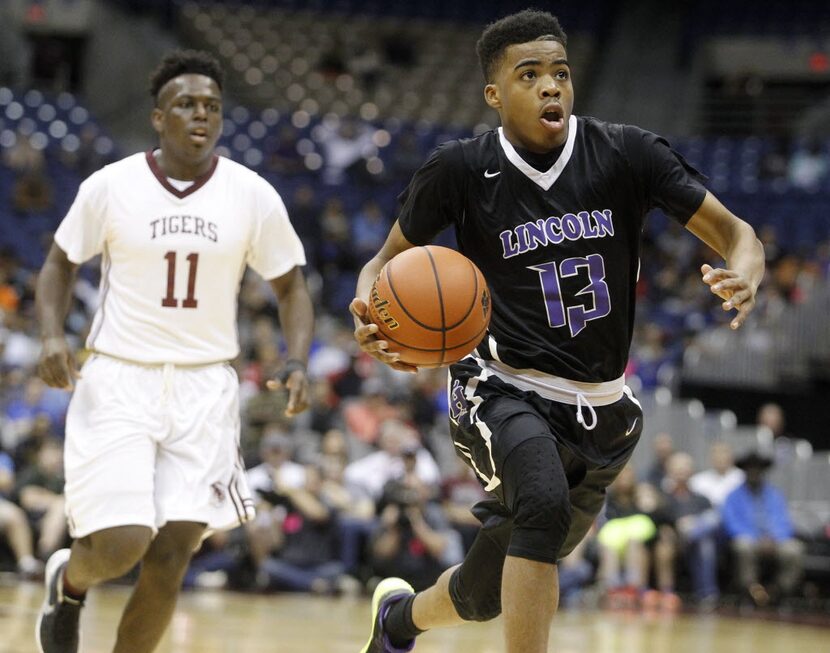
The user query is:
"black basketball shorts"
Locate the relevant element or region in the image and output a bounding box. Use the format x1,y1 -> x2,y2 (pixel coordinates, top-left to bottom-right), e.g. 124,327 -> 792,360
447,356 -> 643,558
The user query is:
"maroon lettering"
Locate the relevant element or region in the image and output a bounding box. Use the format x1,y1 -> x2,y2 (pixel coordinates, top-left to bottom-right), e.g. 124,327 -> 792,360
183,253 -> 199,308
162,251 -> 178,307
161,251 -> 200,309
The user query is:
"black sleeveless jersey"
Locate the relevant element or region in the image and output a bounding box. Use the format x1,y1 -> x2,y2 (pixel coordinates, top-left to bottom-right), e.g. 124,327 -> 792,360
397,115 -> 707,383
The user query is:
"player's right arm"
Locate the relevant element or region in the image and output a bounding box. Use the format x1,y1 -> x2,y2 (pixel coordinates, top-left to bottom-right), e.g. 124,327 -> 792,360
36,242 -> 81,390
350,221 -> 418,372
350,141 -> 464,372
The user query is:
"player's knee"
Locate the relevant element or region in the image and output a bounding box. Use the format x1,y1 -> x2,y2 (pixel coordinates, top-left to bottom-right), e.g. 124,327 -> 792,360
510,482 -> 572,562
86,525 -> 153,576
449,567 -> 502,622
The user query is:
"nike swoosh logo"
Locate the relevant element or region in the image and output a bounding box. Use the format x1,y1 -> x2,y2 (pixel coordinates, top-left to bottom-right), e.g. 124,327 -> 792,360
625,418 -> 638,436
484,170 -> 501,178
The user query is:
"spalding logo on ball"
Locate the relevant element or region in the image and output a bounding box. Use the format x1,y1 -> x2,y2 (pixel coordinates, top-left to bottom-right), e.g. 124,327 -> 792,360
367,245 -> 492,367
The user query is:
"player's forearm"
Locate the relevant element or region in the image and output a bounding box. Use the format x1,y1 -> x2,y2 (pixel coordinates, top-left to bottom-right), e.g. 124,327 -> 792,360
35,255 -> 77,340
355,255 -> 388,309
723,220 -> 765,291
273,271 -> 314,363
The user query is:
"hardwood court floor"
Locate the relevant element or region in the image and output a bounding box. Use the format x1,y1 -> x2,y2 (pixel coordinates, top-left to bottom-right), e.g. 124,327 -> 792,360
2,580 -> 829,653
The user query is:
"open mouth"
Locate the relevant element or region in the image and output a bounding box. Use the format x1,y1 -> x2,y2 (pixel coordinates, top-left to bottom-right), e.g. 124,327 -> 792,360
189,128 -> 209,144
540,106 -> 565,131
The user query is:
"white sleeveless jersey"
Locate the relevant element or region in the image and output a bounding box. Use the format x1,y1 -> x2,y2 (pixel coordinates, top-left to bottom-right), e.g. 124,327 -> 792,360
55,151 -> 306,364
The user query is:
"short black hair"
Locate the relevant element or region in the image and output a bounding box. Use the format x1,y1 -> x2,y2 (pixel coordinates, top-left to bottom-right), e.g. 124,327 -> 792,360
476,9 -> 568,82
149,49 -> 224,105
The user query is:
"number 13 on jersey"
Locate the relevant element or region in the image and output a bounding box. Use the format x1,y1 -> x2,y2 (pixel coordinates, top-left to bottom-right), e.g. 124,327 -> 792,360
162,251 -> 200,308
529,253 -> 611,337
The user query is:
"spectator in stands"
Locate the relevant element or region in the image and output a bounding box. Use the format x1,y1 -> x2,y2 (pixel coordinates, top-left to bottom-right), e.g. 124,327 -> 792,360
344,418 -> 440,501
286,184 -> 322,268
756,402 -> 811,463
2,378 -> 53,460
690,441 -> 745,508
759,137 -> 790,185
596,466 -> 660,609
264,125 -> 305,177
0,448 -> 43,577
316,117 -> 375,186
256,461 -> 356,594
627,323 -> 673,389
721,451 -> 805,607
341,377 -> 401,445
14,437 -> 66,559
319,198 -> 359,311
247,430 -> 306,504
11,412 -> 55,472
657,452 -> 720,607
318,443 -> 375,576
246,432 -> 304,582
4,131 -> 53,214
351,200 -> 389,264
788,139 -> 829,192
440,458 -> 489,553
370,457 -> 463,591
0,259 -> 21,317
644,432 -> 675,491
347,42 -> 382,91
557,536 -> 595,609
404,367 -> 447,433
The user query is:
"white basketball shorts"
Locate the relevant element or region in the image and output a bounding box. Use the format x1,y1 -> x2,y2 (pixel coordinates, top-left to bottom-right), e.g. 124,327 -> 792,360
63,354 -> 255,539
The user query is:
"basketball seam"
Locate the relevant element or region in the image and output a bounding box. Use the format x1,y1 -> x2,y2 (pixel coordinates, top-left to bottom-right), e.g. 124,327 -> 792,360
385,249 -> 445,332
423,247 -> 448,363
442,259 -> 479,329
378,319 -> 490,353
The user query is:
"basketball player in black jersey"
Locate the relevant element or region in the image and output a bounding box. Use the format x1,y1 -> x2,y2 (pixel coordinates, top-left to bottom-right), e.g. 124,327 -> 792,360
351,10 -> 764,653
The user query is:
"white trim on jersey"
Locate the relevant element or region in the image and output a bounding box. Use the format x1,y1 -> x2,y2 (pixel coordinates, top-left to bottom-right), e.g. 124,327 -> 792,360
497,114 -> 579,191
476,355 -> 625,406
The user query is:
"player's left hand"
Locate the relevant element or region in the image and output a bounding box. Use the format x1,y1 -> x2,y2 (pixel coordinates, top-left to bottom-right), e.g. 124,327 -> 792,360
700,263 -> 758,330
266,360 -> 309,416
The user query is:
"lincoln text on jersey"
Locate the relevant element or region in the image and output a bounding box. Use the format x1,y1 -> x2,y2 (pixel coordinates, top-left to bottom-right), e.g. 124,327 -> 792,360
499,209 -> 614,259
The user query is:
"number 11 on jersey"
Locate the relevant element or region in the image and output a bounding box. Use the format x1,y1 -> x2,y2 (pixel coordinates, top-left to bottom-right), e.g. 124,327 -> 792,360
161,251 -> 199,308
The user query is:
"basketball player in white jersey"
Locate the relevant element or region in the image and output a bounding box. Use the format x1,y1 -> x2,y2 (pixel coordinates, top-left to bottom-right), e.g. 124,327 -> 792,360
34,50 -> 314,653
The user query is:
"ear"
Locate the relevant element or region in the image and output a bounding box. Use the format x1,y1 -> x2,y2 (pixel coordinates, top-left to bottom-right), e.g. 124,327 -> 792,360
151,107 -> 164,135
484,83 -> 501,110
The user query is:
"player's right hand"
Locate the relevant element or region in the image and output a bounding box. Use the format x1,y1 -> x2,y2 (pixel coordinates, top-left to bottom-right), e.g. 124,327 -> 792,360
349,297 -> 418,373
37,337 -> 81,390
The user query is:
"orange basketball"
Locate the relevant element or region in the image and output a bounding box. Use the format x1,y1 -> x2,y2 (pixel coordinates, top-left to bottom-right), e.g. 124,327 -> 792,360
367,246 -> 492,367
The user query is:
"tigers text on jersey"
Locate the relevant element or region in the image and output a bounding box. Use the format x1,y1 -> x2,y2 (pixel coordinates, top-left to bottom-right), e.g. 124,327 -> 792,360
398,115 -> 707,383
55,151 -> 306,365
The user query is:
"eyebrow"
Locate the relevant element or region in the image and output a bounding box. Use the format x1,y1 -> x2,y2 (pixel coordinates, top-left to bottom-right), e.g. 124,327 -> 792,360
514,57 -> 569,70
174,93 -> 222,102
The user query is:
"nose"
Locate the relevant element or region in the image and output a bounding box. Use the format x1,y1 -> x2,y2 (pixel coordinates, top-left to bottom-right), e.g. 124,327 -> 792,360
193,101 -> 208,119
540,74 -> 561,99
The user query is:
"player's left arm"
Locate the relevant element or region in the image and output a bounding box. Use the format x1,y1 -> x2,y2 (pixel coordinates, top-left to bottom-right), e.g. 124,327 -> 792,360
684,191 -> 765,330
267,266 -> 314,416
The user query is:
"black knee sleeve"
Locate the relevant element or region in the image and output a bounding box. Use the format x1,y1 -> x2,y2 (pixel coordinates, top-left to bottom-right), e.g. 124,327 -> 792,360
503,436 -> 572,564
448,520 -> 511,622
